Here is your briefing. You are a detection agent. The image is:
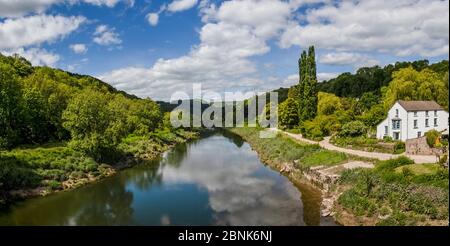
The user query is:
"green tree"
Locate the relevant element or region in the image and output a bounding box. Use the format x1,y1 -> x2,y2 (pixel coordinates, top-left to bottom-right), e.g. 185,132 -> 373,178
62,89 -> 114,159
317,92 -> 342,116
339,120 -> 368,137
0,64 -> 22,148
383,67 -> 448,110
278,98 -> 299,129
297,46 -> 318,122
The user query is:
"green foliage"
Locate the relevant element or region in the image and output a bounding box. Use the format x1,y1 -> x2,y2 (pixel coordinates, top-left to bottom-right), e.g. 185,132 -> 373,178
383,67 -> 449,110
338,120 -> 367,137
0,63 -> 23,149
358,104 -> 386,127
339,158 -> 449,224
278,98 -> 299,129
297,46 -> 318,121
317,59 -> 448,99
229,127 -> 347,168
425,129 -> 440,148
331,136 -> 405,154
300,115 -> 340,140
317,92 -> 342,116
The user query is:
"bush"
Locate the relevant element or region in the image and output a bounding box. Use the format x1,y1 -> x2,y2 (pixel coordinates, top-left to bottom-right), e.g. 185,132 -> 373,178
339,120 -> 367,137
425,130 -> 440,148
393,141 -> 405,154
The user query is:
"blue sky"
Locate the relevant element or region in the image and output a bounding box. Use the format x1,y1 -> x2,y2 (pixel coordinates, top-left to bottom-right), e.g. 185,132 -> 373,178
0,0 -> 448,100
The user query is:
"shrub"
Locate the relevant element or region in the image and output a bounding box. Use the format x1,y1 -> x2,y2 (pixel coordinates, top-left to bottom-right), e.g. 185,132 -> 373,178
339,120 -> 367,137
425,130 -> 440,148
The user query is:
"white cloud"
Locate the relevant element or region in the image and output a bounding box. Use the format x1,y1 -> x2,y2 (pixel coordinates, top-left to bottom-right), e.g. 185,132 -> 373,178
167,0 -> 198,12
2,47 -> 60,66
282,74 -> 298,87
100,0 -> 292,100
93,24 -> 122,46
0,0 -> 133,17
69,43 -> 87,54
100,0 -> 449,100
146,13 -> 159,26
0,0 -> 59,17
317,72 -> 338,82
280,0 -> 449,57
82,0 -> 120,7
319,52 -> 379,67
0,15 -> 86,50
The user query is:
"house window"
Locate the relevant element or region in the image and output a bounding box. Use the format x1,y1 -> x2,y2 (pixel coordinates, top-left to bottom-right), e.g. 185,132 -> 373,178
414,111 -> 418,117
418,132 -> 422,138
425,119 -> 429,127
395,109 -> 399,117
434,110 -> 437,116
392,120 -> 401,130
426,111 -> 429,117
434,118 -> 438,127
413,119 -> 418,129
384,126 -> 388,135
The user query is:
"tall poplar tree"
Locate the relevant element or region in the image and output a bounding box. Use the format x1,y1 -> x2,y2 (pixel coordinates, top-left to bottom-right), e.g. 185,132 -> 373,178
297,46 -> 318,122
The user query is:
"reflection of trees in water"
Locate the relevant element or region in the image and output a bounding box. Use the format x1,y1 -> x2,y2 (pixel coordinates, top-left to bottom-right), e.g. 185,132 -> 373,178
295,183 -> 321,226
0,177 -> 134,225
221,130 -> 244,148
164,143 -> 189,168
122,160 -> 163,191
74,179 -> 134,225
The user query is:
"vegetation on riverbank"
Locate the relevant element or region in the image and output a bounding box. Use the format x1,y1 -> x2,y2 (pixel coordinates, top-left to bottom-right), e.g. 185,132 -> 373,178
330,136 -> 405,154
0,53 -> 202,206
229,127 -> 449,226
228,127 -> 348,169
335,157 -> 448,226
0,128 -> 201,206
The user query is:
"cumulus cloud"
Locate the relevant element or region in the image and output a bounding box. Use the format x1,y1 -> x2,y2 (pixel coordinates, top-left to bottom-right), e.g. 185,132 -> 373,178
0,0 -> 59,17
317,72 -> 339,82
93,24 -> 122,46
100,0 -> 292,100
167,0 -> 198,12
319,52 -> 379,67
0,0 -> 133,17
0,15 -> 86,50
146,13 -> 159,26
82,0 -> 121,7
69,43 -> 88,54
280,0 -> 449,57
1,47 -> 60,66
100,0 -> 449,101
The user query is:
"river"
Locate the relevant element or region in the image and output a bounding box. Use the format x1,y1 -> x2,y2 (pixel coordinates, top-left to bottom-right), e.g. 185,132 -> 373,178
0,132 -> 336,225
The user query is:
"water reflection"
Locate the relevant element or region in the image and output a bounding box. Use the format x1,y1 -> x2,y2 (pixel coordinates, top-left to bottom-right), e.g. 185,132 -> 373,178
0,132 -> 335,226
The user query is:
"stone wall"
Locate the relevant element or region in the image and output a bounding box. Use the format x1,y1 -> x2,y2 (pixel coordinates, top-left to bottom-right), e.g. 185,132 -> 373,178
405,136 -> 433,155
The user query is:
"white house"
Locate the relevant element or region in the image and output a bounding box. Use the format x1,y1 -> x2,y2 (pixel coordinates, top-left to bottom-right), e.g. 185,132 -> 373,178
376,100 -> 449,142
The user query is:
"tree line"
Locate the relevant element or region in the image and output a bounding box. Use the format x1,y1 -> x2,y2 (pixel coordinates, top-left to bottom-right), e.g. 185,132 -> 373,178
275,47 -> 449,140
0,53 -> 163,161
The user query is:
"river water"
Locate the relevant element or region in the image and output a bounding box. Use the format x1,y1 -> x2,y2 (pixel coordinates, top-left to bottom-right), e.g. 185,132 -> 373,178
0,132 -> 336,225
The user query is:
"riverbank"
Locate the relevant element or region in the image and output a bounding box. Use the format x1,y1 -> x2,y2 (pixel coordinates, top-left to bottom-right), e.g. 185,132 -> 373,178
227,127 -> 449,226
0,128 -> 206,207
227,127 -> 350,224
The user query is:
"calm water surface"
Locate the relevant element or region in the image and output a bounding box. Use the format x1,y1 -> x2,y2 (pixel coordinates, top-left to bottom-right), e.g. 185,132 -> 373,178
0,132 -> 336,225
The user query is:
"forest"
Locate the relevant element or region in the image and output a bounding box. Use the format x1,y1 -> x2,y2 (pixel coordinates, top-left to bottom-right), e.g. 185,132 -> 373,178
0,53 -> 199,204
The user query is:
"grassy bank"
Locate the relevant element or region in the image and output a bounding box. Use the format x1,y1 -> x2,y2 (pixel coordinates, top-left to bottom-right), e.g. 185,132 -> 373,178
0,128 -> 201,206
229,127 -> 348,169
335,157 -> 449,226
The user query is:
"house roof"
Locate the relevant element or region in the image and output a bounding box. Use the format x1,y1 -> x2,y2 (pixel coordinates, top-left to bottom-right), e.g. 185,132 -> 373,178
397,100 -> 444,111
